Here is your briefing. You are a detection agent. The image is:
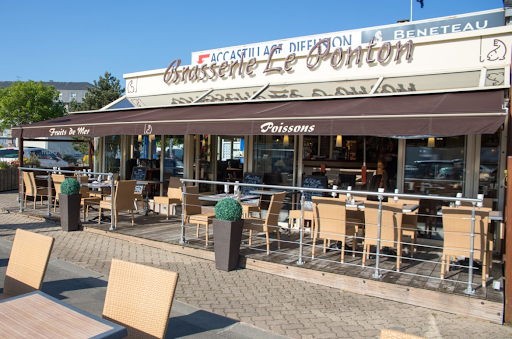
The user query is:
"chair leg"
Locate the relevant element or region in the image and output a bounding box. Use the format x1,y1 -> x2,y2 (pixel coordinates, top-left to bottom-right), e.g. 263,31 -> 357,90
249,230 -> 253,246
266,232 -> 270,255
396,241 -> 402,272
276,229 -> 280,250
352,233 -> 356,258
440,255 -> 446,279
312,234 -> 317,259
341,237 -> 346,263
33,194 -> 36,209
166,203 -> 170,220
131,210 -> 134,225
362,244 -> 367,267
114,210 -> 118,228
205,222 -> 209,246
323,239 -> 327,253
196,224 -> 200,238
98,207 -> 102,224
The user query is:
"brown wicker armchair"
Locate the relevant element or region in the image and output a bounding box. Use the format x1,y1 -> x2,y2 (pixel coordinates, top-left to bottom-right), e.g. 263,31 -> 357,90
98,180 -> 137,228
363,201 -> 403,271
243,191 -> 286,254
0,229 -> 54,300
183,186 -> 215,245
22,171 -> 48,209
312,196 -> 358,263
103,258 -> 179,339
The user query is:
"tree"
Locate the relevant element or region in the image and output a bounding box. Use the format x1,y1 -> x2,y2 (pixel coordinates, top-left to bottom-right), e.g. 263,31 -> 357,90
78,71 -> 124,111
69,71 -> 124,155
0,81 -> 66,130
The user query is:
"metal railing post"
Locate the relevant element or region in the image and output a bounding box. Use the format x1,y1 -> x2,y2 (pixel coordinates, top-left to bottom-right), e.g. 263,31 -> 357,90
46,170 -> 52,218
296,190 -> 305,265
373,188 -> 384,279
465,204 -> 477,295
180,183 -> 186,244
19,169 -> 24,213
109,173 -> 115,230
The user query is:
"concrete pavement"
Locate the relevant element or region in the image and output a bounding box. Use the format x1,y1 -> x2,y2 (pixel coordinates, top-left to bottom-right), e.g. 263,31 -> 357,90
1,190 -> 512,339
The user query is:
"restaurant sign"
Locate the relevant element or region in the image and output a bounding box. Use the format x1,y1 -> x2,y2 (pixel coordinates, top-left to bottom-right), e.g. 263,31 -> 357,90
48,126 -> 91,137
361,10 -> 504,42
163,38 -> 413,85
260,122 -> 315,134
191,30 -> 360,65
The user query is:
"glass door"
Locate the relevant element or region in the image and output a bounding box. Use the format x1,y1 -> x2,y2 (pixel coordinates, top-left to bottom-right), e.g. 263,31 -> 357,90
104,135 -> 121,175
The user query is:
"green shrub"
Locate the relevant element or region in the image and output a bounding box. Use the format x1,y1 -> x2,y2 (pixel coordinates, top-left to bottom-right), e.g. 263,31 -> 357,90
62,154 -> 77,165
0,161 -> 10,169
215,198 -> 243,221
60,178 -> 81,195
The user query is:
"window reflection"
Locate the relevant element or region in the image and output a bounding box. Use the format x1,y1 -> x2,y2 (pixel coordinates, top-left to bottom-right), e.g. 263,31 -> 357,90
105,135 -> 121,175
479,133 -> 500,209
404,136 -> 466,197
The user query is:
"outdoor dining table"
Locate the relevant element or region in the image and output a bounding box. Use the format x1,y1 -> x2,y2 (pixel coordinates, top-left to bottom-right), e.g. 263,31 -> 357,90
0,291 -> 127,339
198,193 -> 259,202
345,200 -> 419,214
137,180 -> 165,216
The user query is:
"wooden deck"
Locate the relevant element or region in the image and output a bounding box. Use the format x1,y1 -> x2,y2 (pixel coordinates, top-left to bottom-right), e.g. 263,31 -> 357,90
10,201 -> 505,324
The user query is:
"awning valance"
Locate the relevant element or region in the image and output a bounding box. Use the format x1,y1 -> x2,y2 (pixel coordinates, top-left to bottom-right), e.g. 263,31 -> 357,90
12,90 -> 506,139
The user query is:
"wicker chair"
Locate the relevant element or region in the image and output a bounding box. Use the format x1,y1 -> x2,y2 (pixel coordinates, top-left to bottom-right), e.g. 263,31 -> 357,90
98,180 -> 137,228
51,174 -> 66,212
183,186 -> 215,245
380,328 -> 428,339
243,192 -> 286,254
103,258 -> 179,339
78,175 -> 101,221
0,229 -> 54,300
363,201 -> 403,271
388,198 -> 420,256
312,196 -> 358,263
154,186 -> 182,220
440,206 -> 491,287
22,171 -> 48,209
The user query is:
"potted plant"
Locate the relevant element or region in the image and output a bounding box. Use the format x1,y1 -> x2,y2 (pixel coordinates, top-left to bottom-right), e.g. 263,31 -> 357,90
213,198 -> 244,272
59,178 -> 81,231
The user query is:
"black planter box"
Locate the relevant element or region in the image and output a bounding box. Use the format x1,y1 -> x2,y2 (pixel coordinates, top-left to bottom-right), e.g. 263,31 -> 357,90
212,219 -> 244,272
59,194 -> 81,232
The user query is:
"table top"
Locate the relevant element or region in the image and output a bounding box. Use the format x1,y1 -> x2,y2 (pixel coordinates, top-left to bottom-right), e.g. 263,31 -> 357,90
344,200 -> 419,214
249,190 -> 279,195
198,193 -> 259,202
0,291 -> 127,339
35,175 -> 50,180
136,180 -> 166,185
436,209 -> 503,221
84,182 -> 112,189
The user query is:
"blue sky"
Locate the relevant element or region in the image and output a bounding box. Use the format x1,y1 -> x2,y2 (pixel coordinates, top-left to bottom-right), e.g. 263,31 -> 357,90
0,0 -> 504,86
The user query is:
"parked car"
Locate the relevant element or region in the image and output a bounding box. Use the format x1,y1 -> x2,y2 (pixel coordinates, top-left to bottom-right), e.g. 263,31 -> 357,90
163,148 -> 184,176
0,147 -> 69,168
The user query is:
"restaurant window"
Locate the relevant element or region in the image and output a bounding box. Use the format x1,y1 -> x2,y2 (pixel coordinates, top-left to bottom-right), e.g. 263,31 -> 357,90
404,136 -> 466,197
253,135 -> 295,187
105,135 -> 121,175
479,132 -> 500,209
195,135 -> 213,193
216,136 -> 244,184
302,135 -> 397,190
163,136 -> 184,179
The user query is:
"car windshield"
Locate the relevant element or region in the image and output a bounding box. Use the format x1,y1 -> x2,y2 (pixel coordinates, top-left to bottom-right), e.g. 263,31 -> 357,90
0,149 -> 19,159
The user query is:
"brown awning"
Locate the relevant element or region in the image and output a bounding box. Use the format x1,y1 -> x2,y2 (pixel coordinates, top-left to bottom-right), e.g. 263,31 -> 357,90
12,90 -> 506,138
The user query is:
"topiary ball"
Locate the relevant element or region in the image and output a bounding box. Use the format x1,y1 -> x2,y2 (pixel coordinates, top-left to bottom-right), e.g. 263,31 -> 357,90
60,178 -> 81,195
215,198 -> 243,221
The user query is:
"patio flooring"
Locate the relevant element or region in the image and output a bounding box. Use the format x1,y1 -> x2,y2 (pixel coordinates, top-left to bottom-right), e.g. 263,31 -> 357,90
11,198 -> 503,306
